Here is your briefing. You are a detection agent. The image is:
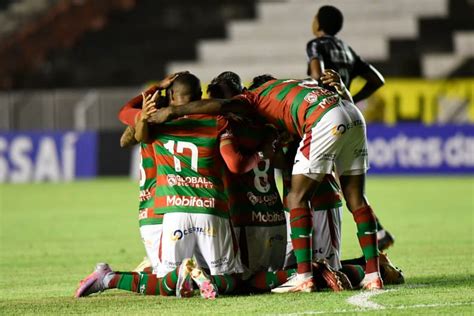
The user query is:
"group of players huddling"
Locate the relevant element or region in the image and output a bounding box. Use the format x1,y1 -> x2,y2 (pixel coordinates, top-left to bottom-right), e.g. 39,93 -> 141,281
75,5 -> 403,299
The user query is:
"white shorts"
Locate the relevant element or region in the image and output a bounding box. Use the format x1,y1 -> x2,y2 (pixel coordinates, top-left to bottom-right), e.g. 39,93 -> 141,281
284,207 -> 343,270
234,225 -> 286,277
156,212 -> 244,277
139,224 -> 162,275
292,100 -> 369,179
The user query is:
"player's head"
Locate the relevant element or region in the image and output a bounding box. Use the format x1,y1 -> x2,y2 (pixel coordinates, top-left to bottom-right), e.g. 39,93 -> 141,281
168,73 -> 202,106
207,71 -> 243,98
313,5 -> 343,36
248,74 -> 276,90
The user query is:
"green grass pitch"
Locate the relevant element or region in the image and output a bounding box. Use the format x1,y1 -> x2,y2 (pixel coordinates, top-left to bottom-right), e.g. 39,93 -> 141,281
0,176 -> 473,315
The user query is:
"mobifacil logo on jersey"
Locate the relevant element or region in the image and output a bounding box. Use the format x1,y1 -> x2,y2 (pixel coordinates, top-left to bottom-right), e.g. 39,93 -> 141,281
167,174 -> 213,188
252,211 -> 285,223
166,195 -> 215,208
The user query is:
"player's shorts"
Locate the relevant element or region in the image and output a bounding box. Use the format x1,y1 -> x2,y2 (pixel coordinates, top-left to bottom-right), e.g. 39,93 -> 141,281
139,224 -> 162,275
234,224 -> 287,277
284,206 -> 343,270
292,100 -> 369,179
156,212 -> 244,277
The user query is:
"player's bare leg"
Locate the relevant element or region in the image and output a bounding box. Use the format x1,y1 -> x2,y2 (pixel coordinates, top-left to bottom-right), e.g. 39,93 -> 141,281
272,174 -> 321,293
340,173 -> 383,290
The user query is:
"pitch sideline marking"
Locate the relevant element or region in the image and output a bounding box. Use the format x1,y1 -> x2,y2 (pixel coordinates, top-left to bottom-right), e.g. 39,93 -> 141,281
270,301 -> 474,315
346,289 -> 392,309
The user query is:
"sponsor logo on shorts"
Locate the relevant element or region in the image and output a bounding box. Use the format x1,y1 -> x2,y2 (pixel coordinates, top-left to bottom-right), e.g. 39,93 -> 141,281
166,195 -> 215,208
139,189 -> 152,202
331,119 -> 364,136
247,192 -> 280,206
316,153 -> 336,162
267,233 -> 285,248
163,260 -> 181,269
170,226 -> 217,241
252,211 -> 286,223
211,257 -> 230,268
167,174 -> 214,189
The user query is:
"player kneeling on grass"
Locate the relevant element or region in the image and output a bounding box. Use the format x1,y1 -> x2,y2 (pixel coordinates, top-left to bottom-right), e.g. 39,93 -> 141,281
207,73 -> 295,292
205,73 -> 352,293
117,73 -> 187,275
147,69 -> 387,292
76,73 -> 276,299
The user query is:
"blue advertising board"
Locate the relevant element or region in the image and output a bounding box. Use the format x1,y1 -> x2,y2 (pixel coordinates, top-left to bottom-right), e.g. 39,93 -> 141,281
0,131 -> 97,182
367,124 -> 474,174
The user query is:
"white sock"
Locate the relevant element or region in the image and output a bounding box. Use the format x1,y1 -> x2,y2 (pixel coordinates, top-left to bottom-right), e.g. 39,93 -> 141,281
377,229 -> 386,240
364,272 -> 380,281
103,272 -> 115,288
298,272 -> 312,280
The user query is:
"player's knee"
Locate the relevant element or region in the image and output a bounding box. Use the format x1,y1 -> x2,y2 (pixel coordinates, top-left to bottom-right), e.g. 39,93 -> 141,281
287,189 -> 313,206
345,198 -> 368,212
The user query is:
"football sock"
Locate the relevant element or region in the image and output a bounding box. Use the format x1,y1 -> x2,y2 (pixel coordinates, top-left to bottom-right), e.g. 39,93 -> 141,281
159,266 -> 181,296
108,271 -> 164,295
290,207 -> 313,274
352,205 -> 379,275
249,269 -> 297,291
210,274 -> 239,294
340,264 -> 365,287
375,216 -> 384,231
341,255 -> 366,266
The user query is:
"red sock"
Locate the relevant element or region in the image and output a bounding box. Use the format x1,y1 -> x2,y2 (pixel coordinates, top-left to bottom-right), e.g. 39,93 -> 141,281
290,207 -> 313,274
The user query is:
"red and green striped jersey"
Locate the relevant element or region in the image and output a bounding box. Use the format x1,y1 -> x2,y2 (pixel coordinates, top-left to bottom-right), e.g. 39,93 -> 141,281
138,143 -> 163,227
152,114 -> 230,218
226,123 -> 285,227
236,79 -> 341,137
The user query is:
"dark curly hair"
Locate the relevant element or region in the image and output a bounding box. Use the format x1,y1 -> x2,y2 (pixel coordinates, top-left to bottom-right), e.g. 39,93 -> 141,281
317,6 -> 343,36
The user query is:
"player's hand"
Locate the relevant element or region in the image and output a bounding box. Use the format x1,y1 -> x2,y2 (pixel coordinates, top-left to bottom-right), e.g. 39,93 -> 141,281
147,106 -> 172,124
139,91 -> 159,121
157,71 -> 189,89
321,69 -> 345,94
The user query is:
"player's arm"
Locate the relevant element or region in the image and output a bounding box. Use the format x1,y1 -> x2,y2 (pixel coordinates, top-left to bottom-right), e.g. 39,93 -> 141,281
219,128 -> 260,174
349,49 -> 385,103
306,41 -> 324,81
120,126 -> 138,148
352,64 -> 384,103
308,58 -> 324,81
118,85 -> 159,126
148,97 -> 253,124
134,91 -> 159,143
118,71 -> 188,126
321,69 -> 354,103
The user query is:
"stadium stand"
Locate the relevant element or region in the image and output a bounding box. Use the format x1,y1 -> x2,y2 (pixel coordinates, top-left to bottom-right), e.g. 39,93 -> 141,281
0,0 -> 256,90
169,0 -> 473,81
0,0 -> 472,130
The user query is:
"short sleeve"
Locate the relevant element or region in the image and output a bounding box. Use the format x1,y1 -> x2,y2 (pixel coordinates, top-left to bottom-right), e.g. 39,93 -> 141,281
217,116 -> 230,136
232,91 -> 257,106
306,39 -> 322,61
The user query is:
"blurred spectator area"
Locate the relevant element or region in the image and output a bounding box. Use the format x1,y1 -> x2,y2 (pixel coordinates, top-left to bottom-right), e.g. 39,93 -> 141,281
0,0 -> 472,130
